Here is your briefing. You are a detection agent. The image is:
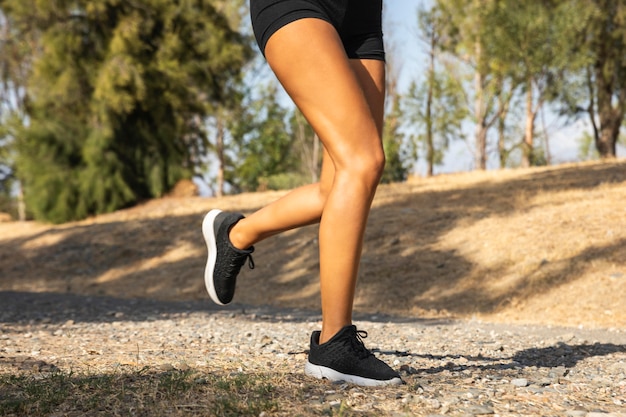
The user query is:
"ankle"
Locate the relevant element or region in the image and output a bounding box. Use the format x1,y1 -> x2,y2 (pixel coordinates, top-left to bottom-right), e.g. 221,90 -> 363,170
320,323 -> 351,344
228,221 -> 250,250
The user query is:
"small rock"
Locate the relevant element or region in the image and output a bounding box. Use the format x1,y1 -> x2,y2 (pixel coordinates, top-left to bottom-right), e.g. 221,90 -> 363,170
511,378 -> 529,387
566,411 -> 588,417
425,399 -> 441,409
325,394 -> 343,402
537,378 -> 553,386
465,405 -> 494,415
400,394 -> 414,404
399,364 -> 418,374
549,366 -> 568,378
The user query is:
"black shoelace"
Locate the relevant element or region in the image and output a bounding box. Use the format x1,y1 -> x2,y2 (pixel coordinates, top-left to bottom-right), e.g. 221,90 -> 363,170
245,253 -> 255,269
349,329 -> 374,359
229,252 -> 254,273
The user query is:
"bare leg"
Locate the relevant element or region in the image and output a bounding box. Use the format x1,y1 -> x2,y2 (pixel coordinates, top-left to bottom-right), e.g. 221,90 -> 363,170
230,19 -> 385,344
229,145 -> 335,247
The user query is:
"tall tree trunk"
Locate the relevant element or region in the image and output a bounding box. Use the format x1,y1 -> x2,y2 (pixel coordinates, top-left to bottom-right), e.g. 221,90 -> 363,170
473,40 -> 487,170
215,117 -> 225,197
496,77 -> 507,168
595,62 -> 624,158
426,32 -> 436,177
596,116 -> 620,158
522,79 -> 534,168
474,74 -> 487,170
17,181 -> 26,221
540,107 -> 552,166
591,3 -> 625,159
586,66 -> 601,148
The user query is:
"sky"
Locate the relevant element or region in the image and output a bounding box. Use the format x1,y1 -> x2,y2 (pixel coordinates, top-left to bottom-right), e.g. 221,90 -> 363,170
384,0 -> 427,92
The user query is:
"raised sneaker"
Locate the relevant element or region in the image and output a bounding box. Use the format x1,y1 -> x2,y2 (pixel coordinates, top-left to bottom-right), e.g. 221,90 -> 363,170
202,209 -> 254,305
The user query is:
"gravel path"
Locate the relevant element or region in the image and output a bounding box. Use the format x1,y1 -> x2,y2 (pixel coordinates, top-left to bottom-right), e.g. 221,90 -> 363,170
1,291 -> 625,416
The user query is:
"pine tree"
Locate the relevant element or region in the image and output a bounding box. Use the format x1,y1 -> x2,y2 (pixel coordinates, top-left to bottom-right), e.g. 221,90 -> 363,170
3,0 -> 250,222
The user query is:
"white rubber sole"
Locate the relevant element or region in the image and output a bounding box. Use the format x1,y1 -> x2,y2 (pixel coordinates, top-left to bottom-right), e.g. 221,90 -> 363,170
202,209 -> 224,305
304,361 -> 402,387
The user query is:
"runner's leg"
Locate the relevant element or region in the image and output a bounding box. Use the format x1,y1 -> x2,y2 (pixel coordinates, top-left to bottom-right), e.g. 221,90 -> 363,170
231,18 -> 385,343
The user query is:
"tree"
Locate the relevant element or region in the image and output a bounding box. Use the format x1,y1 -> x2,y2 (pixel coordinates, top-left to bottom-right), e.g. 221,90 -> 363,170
0,8 -> 34,219
2,0 -> 250,223
204,0 -> 254,197
491,0 -> 588,167
403,5 -> 466,177
436,0 -> 505,170
583,0 -> 626,158
380,42 -> 412,183
227,83 -> 299,192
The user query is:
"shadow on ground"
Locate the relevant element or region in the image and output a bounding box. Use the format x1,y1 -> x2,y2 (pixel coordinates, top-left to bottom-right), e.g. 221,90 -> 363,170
1,161 -> 625,322
0,291 -> 452,326
391,342 -> 626,374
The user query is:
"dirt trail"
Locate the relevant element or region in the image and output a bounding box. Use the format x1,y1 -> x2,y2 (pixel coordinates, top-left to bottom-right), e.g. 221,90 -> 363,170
1,160 -> 625,329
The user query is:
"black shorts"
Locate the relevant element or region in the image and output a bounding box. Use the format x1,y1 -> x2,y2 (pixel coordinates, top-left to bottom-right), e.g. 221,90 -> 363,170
250,0 -> 385,61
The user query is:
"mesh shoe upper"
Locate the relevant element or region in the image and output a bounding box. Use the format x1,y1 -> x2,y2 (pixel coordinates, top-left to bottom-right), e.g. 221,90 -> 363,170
204,210 -> 254,305
307,325 -> 401,384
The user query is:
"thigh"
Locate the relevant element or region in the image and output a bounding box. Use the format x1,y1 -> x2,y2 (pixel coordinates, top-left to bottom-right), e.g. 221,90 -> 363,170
264,18 -> 383,169
349,59 -> 385,135
250,0 -> 340,57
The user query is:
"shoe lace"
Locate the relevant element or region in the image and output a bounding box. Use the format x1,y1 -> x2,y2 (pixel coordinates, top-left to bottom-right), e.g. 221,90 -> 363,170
229,252 -> 254,272
246,253 -> 255,269
349,329 -> 374,359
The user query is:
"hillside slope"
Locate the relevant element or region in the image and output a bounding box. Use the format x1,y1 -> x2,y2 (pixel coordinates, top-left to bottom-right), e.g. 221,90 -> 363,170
1,160 -> 625,328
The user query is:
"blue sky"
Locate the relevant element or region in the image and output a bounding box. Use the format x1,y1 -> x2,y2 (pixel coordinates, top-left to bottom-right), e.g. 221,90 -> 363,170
384,0 -> 427,91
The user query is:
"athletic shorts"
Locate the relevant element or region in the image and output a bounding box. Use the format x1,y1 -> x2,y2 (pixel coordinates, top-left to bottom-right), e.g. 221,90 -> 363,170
250,0 -> 385,61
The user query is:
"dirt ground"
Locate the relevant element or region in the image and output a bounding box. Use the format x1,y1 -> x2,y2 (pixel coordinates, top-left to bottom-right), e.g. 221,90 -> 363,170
1,160 -> 625,329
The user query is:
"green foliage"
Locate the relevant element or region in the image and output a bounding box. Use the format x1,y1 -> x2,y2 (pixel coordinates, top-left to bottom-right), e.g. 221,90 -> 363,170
403,74 -> 467,176
562,0 -> 626,157
578,131 -> 600,161
227,83 -> 298,192
2,0 -> 250,223
490,0 -> 590,166
0,8 -> 33,218
381,92 -> 412,183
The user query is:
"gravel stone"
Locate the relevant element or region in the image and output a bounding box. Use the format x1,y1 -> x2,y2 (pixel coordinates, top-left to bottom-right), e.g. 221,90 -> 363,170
511,378 -> 529,387
1,292 -> 625,416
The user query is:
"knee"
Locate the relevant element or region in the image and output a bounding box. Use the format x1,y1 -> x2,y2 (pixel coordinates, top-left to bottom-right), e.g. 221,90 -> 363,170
340,147 -> 386,189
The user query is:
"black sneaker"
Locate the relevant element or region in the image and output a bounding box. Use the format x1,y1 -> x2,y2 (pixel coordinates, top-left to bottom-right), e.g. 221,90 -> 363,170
305,325 -> 403,386
202,209 -> 254,305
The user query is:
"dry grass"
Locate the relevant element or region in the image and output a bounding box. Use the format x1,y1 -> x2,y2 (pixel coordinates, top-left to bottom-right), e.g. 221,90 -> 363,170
0,368 -> 282,416
1,160 -> 625,328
